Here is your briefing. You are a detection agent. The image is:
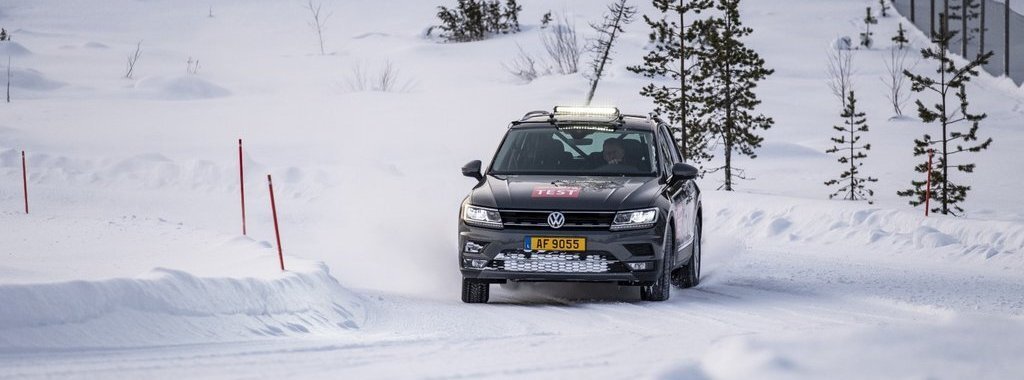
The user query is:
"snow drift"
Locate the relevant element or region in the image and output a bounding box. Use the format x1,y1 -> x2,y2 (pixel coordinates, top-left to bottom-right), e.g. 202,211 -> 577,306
0,262 -> 363,350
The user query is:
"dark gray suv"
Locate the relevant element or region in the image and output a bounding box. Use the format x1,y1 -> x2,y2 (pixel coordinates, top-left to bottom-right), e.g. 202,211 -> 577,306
459,107 -> 702,303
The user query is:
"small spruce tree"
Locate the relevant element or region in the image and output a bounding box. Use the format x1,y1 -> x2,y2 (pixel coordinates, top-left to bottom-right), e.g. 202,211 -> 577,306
628,0 -> 714,165
0,28 -> 8,41
585,0 -> 637,105
860,7 -> 877,49
825,91 -> 877,201
897,17 -> 994,215
687,0 -> 775,190
541,11 -> 552,28
892,22 -> 909,49
878,0 -> 891,17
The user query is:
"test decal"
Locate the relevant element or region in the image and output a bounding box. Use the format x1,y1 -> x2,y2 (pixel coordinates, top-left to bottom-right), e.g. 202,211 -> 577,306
531,186 -> 581,198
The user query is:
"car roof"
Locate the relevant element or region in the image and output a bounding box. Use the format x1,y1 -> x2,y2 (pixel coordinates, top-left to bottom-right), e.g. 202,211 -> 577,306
510,111 -> 661,131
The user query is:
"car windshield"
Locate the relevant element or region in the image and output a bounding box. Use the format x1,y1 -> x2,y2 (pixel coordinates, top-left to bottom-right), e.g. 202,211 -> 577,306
489,126 -> 658,176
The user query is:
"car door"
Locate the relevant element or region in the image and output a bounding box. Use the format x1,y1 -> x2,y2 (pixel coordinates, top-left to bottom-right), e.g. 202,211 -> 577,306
659,125 -> 696,262
656,125 -> 688,264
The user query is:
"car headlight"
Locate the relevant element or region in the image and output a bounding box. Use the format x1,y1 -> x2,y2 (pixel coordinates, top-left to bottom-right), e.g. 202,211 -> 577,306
462,204 -> 503,229
611,208 -> 658,231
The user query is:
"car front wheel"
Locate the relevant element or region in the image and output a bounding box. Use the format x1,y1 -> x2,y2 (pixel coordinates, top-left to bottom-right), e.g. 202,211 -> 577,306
462,279 -> 490,303
640,225 -> 674,302
672,219 -> 701,288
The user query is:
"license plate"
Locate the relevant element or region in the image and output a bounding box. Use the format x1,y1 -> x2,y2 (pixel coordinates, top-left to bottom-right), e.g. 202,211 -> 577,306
525,236 -> 586,252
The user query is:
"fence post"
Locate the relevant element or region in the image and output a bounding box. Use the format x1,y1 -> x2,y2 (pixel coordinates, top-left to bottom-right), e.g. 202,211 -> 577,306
962,0 -> 968,55
21,150 -> 28,214
239,139 -> 247,236
1007,0 -> 1012,76
980,0 -> 986,58
268,174 -> 285,271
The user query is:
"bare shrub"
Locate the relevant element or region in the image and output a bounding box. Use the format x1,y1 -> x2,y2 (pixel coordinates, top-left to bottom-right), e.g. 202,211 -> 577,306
346,60 -> 414,92
186,57 -> 200,75
826,48 -> 853,108
125,41 -> 142,79
502,43 -> 542,82
305,0 -> 330,55
881,46 -> 916,117
542,14 -> 581,75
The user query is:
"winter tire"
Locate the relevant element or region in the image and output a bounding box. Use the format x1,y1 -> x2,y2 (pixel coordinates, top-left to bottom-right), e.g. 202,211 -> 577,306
462,279 -> 490,303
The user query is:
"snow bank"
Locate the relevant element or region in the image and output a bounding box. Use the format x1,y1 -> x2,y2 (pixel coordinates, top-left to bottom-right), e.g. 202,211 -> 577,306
705,192 -> 1024,266
0,262 -> 363,350
0,209 -> 363,350
661,315 -> 1024,380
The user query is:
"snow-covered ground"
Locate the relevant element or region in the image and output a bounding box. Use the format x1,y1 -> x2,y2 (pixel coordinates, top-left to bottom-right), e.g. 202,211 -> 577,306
1,0 -> 1023,378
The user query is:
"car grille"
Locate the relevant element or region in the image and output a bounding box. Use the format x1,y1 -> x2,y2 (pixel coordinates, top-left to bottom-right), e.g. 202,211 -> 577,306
487,250 -> 626,273
500,210 -> 615,229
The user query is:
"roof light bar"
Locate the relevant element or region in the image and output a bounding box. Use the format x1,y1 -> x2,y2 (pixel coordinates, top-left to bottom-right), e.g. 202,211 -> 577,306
553,106 -> 621,119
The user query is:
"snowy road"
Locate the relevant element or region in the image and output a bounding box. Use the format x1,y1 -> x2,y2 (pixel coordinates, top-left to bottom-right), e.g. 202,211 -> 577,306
3,0 -> 1024,378
5,224 -> 1021,379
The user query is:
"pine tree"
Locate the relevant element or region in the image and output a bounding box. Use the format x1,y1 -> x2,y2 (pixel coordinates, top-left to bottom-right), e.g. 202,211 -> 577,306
878,0 -> 891,17
687,0 -> 774,191
484,1 -> 503,33
504,0 -> 522,32
860,7 -> 877,49
628,0 -> 714,165
435,0 -> 521,42
826,91 -> 877,201
0,28 -> 8,41
892,23 -> 909,49
585,0 -> 637,105
541,11 -> 552,28
897,16 -> 993,215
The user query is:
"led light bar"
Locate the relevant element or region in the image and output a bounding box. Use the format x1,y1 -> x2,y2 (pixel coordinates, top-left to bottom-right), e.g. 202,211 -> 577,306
553,106 -> 621,119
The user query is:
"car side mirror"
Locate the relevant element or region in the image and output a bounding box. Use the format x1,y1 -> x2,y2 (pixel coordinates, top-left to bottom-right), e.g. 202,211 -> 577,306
462,160 -> 483,181
671,162 -> 698,182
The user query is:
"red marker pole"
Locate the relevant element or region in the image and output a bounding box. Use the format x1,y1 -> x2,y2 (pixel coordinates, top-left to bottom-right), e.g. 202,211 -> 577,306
21,150 -> 28,214
268,174 -> 285,271
239,139 -> 247,235
925,150 -> 934,217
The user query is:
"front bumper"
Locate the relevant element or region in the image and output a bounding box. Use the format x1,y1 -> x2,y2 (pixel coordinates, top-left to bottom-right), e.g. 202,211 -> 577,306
459,222 -> 666,284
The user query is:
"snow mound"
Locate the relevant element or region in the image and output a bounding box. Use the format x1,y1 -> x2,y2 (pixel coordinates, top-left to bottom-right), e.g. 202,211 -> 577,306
0,41 -> 31,57
134,75 -> 230,100
0,262 -> 363,350
3,68 -> 65,91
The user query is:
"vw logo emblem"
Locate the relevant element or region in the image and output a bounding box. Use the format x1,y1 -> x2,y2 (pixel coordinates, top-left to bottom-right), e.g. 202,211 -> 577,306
547,212 -> 566,229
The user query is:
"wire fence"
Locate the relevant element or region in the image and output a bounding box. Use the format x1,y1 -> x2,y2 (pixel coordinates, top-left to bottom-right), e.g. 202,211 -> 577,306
894,0 -> 1023,85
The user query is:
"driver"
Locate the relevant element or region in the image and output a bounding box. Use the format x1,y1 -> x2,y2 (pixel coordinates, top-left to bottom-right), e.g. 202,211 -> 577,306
602,139 -> 625,165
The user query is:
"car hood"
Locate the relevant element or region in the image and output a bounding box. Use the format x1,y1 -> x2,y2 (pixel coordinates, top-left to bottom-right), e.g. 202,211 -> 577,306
468,175 -> 662,211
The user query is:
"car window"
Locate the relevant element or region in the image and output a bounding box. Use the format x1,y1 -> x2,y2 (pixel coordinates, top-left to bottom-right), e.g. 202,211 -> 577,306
490,126 -> 658,176
661,125 -> 684,163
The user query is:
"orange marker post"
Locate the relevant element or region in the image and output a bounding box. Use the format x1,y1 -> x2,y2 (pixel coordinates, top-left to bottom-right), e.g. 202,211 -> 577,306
239,139 -> 247,235
21,150 -> 28,214
268,174 -> 285,271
